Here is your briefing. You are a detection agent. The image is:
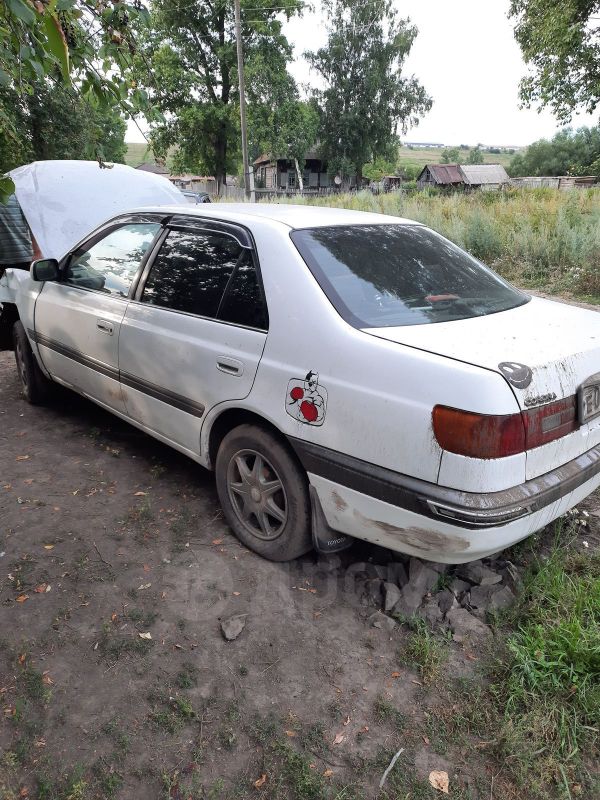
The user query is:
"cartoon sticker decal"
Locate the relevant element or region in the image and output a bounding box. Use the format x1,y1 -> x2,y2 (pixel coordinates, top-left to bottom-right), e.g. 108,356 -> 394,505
286,371 -> 327,426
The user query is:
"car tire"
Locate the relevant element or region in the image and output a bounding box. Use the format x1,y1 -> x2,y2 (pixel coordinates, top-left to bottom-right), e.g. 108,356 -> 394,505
13,321 -> 51,404
215,424 -> 312,561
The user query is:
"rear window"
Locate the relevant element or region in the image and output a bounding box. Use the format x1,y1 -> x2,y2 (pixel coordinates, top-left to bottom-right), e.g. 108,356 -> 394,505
291,224 -> 529,328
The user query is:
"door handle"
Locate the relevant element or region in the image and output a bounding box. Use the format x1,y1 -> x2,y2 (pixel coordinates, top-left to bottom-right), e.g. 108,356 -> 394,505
96,319 -> 114,335
216,357 -> 244,377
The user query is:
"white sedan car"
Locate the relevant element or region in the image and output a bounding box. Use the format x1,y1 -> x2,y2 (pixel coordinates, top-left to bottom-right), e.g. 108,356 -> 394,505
3,202 -> 600,563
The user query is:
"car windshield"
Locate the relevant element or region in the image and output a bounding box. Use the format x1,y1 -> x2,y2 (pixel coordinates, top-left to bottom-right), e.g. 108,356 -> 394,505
291,224 -> 529,328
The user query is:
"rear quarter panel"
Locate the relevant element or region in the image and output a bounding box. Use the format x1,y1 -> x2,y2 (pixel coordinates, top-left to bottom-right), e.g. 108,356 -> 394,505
222,221 -> 523,489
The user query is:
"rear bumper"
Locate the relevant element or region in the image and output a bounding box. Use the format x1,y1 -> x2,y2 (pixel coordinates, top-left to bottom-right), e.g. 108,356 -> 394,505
290,438 -> 600,562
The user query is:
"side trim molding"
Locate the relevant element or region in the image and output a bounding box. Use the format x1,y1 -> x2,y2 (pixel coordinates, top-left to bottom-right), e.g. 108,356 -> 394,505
30,329 -> 120,381
29,329 -> 205,418
120,370 -> 205,418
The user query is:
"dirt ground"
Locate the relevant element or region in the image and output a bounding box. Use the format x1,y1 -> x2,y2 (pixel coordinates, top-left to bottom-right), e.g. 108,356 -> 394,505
0,348 -> 597,800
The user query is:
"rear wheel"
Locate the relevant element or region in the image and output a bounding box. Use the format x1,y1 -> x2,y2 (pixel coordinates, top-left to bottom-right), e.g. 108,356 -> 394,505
13,321 -> 51,404
215,424 -> 312,561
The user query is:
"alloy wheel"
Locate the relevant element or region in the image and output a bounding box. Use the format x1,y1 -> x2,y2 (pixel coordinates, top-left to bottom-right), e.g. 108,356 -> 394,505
226,449 -> 288,540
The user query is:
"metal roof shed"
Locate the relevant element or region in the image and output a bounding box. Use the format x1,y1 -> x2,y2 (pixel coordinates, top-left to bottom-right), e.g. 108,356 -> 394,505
460,164 -> 509,186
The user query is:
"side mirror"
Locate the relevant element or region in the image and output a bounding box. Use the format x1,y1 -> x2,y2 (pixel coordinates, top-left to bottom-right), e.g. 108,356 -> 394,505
31,258 -> 59,282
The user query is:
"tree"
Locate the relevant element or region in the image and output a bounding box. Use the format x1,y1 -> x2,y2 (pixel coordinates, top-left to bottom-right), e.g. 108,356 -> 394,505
0,0 -> 151,198
0,81 -> 127,175
466,147 -> 483,164
139,0 -> 303,187
363,156 -> 398,182
249,74 -> 320,190
306,0 -> 431,182
441,147 -> 461,164
509,126 -> 600,176
509,1 -> 600,121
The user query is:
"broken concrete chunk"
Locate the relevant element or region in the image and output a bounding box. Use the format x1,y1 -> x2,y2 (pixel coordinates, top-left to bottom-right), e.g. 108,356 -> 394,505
427,562 -> 449,574
446,607 -> 491,642
220,615 -> 246,641
349,562 -> 387,580
468,583 -> 517,612
417,598 -> 444,626
387,561 -> 408,588
435,588 -> 455,617
369,610 -> 398,632
315,554 -> 342,574
383,581 -> 402,613
457,561 -> 503,586
361,578 -> 383,608
408,558 -> 440,594
501,561 -> 523,593
450,578 -> 471,596
392,585 -> 425,618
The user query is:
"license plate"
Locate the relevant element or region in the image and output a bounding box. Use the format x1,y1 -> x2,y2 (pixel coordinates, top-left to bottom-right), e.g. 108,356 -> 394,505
578,376 -> 600,424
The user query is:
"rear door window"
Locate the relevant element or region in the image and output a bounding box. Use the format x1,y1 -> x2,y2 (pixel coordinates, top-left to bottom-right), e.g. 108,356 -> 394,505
140,228 -> 268,328
217,253 -> 268,330
141,229 -> 242,318
291,224 -> 529,328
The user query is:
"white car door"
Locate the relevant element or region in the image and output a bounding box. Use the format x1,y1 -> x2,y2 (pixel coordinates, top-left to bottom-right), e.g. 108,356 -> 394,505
32,219 -> 162,412
118,218 -> 268,455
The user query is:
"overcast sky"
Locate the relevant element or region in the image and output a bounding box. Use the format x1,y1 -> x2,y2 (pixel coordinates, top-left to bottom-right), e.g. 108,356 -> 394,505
126,0 -> 598,146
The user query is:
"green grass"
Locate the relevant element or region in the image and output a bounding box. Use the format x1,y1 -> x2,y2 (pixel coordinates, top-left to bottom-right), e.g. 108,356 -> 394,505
175,662 -> 199,689
491,528 -> 600,795
284,187 -> 600,300
373,696 -> 406,731
397,618 -> 449,684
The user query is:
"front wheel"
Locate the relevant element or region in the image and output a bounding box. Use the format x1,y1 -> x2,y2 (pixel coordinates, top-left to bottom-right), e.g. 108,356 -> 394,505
13,321 -> 51,404
215,424 -> 312,561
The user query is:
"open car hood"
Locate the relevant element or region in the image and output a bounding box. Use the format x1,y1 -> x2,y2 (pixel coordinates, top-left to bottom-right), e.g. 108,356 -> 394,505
10,160 -> 186,261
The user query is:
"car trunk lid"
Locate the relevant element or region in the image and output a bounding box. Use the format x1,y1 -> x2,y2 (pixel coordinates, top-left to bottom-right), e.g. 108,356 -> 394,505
364,296 -> 600,479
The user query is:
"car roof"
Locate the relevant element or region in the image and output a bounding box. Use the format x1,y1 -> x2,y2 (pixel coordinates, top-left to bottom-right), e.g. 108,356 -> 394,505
124,203 -> 419,230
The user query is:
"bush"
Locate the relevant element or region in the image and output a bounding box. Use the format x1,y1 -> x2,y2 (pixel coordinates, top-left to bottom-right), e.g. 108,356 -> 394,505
278,187 -> 600,300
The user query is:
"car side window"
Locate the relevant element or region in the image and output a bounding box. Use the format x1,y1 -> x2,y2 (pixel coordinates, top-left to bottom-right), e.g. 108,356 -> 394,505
66,223 -> 160,297
141,228 -> 244,319
217,252 -> 268,330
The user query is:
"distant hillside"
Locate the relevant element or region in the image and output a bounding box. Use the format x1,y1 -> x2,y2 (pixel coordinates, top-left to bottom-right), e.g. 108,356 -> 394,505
397,146 -> 515,173
124,142 -> 154,167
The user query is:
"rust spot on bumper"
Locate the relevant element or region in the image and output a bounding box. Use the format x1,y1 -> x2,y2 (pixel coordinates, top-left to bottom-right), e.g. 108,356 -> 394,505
331,490 -> 348,512
354,510 -> 469,553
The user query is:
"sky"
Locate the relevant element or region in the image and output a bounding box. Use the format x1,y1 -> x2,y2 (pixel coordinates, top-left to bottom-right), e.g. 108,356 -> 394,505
126,0 -> 598,147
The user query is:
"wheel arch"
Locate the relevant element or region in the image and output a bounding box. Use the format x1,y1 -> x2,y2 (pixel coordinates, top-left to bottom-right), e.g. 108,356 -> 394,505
206,407 -> 296,471
0,301 -> 19,351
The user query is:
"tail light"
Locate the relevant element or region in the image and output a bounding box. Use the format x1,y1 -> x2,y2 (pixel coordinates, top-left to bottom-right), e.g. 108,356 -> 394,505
432,396 -> 578,459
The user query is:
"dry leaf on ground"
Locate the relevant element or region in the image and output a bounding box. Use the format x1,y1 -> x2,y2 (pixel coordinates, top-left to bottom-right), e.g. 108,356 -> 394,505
138,632 -> 152,640
15,595 -> 29,603
428,770 -> 449,794
333,732 -> 345,745
253,773 -> 267,788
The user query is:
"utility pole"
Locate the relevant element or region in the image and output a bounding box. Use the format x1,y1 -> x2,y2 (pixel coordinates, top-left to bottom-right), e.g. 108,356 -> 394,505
234,0 -> 251,200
